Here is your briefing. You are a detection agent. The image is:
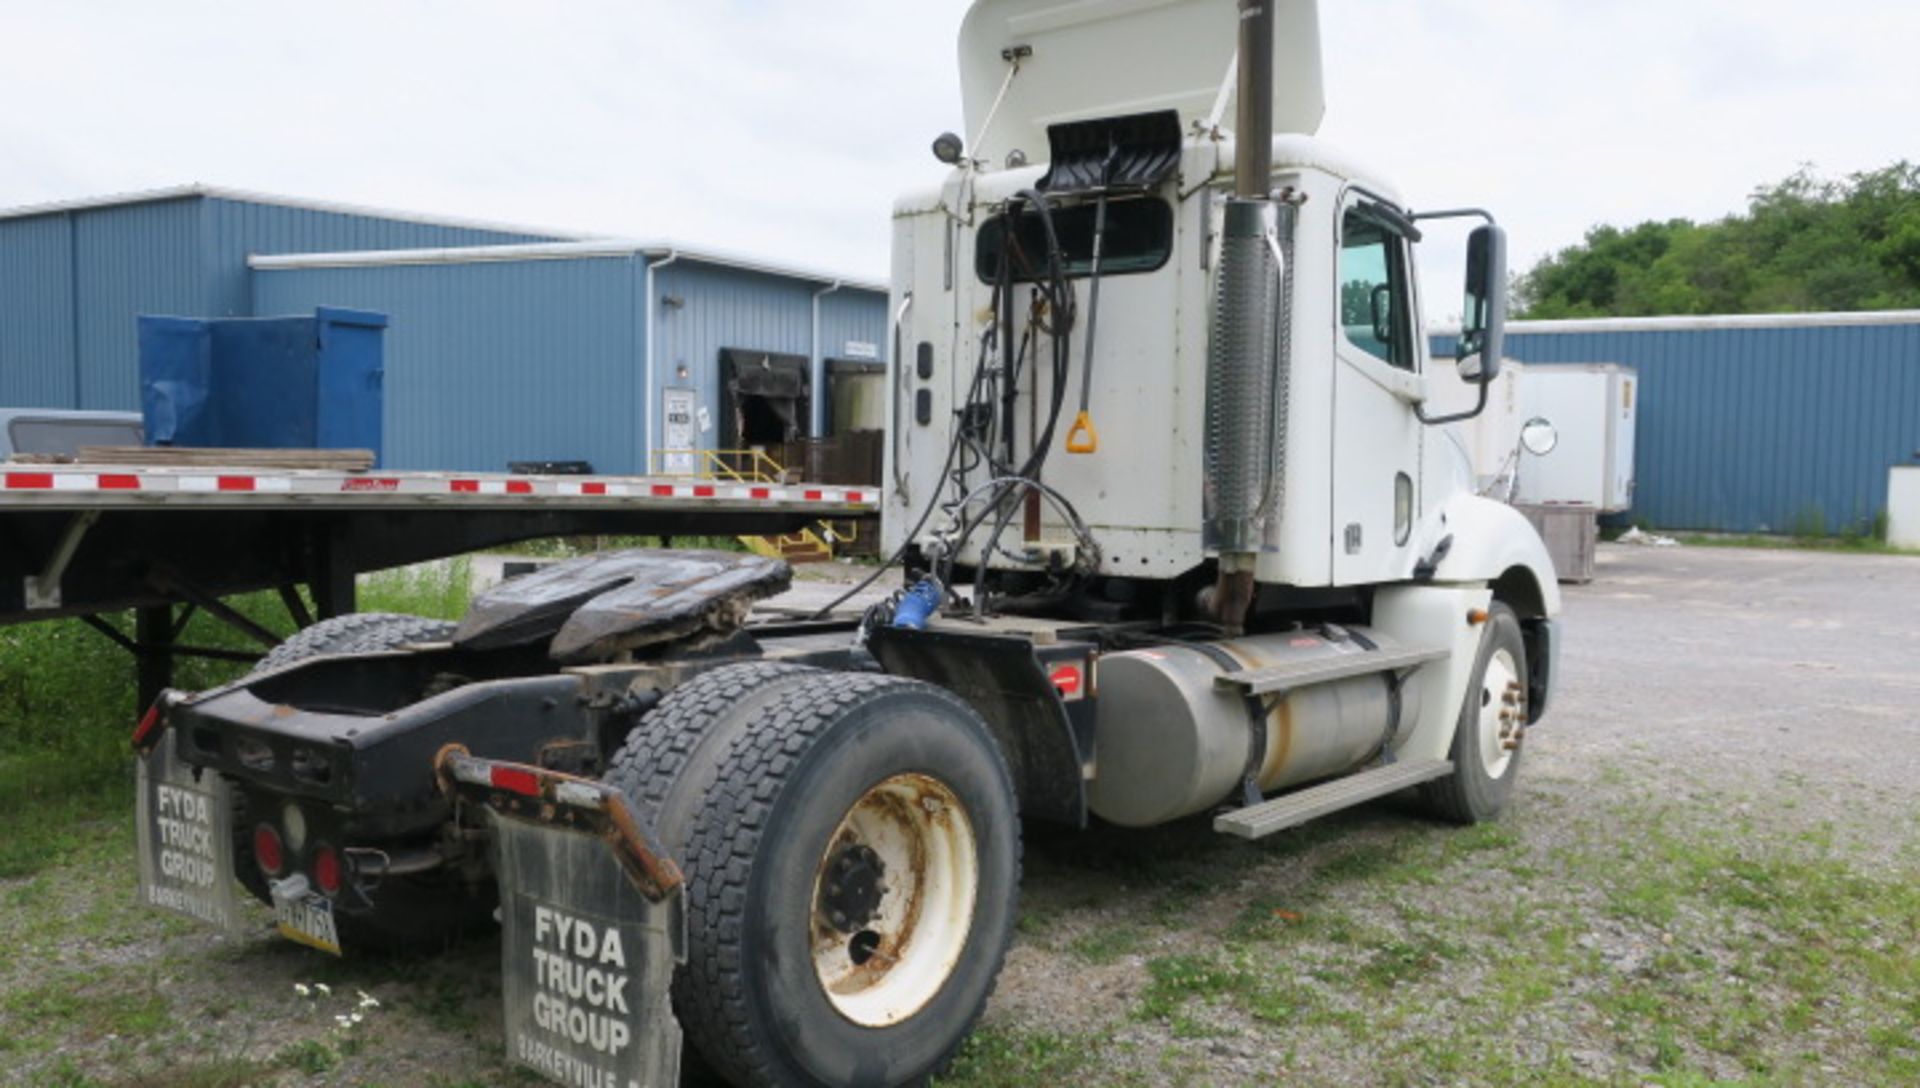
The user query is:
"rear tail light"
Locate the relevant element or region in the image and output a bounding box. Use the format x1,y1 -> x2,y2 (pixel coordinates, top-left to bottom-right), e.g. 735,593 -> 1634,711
252,824 -> 286,877
489,765 -> 542,797
311,844 -> 344,896
131,704 -> 163,751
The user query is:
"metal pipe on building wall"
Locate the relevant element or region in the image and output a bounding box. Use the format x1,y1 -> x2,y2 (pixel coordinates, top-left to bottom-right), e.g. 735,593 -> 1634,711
643,249 -> 680,464
811,279 -> 843,438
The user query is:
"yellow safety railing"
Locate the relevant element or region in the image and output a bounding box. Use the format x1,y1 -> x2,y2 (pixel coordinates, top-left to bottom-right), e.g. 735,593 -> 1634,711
649,448 -> 862,562
647,448 -> 786,484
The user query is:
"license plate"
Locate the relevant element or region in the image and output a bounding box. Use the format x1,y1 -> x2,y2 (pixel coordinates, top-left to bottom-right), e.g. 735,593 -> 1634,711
274,887 -> 342,956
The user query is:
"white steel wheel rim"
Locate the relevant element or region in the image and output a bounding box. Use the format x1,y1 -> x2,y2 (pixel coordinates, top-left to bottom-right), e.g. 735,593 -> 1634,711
1477,647 -> 1522,779
809,772 -> 978,1028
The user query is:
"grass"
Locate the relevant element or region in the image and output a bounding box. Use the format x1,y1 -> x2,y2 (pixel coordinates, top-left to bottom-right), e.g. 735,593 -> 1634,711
0,971 -> 169,1050
942,776 -> 1920,1087
937,1026 -> 1106,1086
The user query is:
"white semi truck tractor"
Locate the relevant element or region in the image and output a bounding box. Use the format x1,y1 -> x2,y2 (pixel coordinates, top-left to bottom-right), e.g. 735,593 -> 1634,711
135,2 -> 1560,1085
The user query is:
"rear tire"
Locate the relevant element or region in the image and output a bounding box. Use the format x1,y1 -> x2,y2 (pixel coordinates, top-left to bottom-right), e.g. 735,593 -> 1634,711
254,612 -> 457,674
607,671 -> 1021,1088
1421,602 -> 1528,824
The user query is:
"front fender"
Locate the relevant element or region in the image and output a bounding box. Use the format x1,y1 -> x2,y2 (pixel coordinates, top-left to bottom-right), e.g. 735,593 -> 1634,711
1425,494 -> 1562,617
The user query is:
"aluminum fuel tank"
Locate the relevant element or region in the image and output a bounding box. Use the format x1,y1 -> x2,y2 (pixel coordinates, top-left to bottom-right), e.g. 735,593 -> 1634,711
1087,629 -> 1424,827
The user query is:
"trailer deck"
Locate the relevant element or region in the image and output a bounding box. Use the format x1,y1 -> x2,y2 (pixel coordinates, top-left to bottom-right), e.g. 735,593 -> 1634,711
1,463 -> 875,705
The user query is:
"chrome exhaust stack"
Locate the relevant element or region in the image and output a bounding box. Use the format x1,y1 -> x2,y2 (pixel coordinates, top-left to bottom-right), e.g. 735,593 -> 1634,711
1203,0 -> 1284,633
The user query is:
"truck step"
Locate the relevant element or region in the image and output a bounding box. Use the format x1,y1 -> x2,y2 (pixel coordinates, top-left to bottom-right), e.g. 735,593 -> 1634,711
1213,758 -> 1453,840
1216,644 -> 1449,696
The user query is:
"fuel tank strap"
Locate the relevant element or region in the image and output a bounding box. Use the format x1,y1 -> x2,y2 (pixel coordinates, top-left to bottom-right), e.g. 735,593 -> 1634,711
1184,640 -> 1268,809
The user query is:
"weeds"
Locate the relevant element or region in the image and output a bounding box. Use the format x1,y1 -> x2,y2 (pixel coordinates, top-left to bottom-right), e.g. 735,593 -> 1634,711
937,1026 -> 1103,1086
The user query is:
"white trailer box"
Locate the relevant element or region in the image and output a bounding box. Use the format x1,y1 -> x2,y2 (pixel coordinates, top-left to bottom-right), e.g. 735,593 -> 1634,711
1515,363 -> 1637,513
1431,360 -> 1527,497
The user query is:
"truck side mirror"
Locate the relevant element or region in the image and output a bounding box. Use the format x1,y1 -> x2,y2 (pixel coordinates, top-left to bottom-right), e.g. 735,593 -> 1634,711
1370,284 -> 1393,345
1458,224 -> 1507,382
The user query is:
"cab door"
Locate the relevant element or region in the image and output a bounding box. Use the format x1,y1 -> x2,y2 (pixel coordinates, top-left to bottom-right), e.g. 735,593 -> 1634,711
1329,193 -> 1425,585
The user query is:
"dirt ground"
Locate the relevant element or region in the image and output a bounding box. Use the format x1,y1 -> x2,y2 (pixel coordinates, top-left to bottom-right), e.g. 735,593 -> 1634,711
1,544 -> 1915,1087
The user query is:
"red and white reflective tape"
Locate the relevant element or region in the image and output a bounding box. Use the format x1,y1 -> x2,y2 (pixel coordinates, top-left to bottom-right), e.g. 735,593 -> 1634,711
1,468 -> 873,508
6,471 -> 144,491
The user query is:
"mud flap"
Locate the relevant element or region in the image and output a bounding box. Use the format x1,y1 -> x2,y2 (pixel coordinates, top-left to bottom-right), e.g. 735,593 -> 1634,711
135,736 -> 243,936
439,751 -> 685,1088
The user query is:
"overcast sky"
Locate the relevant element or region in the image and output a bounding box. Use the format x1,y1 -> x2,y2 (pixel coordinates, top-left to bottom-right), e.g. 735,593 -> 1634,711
3,0 -> 1916,319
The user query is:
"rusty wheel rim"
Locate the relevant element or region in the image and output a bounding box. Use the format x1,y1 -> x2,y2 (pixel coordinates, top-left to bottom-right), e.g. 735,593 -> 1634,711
809,772 -> 977,1027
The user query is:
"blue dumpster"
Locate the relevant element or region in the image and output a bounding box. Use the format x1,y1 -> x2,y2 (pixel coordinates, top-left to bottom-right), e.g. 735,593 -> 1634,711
138,307 -> 386,465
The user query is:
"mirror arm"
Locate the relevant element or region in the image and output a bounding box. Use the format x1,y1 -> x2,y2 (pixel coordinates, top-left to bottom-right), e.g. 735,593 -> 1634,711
1414,376 -> 1489,427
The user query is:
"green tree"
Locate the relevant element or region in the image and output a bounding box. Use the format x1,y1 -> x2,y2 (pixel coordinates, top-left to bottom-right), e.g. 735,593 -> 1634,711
1515,162 -> 1920,317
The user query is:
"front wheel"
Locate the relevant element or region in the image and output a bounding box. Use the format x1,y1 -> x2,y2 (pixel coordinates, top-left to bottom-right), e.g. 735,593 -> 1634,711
619,671 -> 1021,1088
1421,601 -> 1528,824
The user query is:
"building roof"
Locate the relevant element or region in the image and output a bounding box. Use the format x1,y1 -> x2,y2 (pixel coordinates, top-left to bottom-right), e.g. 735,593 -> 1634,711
249,239 -> 888,294
0,182 -> 592,240
0,183 -> 887,293
1429,309 -> 1920,338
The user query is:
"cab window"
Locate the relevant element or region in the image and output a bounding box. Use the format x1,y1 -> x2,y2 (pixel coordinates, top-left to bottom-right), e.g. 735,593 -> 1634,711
1338,205 -> 1416,371
976,197 -> 1173,283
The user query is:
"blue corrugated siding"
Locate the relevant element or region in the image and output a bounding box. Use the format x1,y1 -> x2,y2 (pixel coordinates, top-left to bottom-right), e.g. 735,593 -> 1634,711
72,200 -> 204,411
649,260 -> 889,447
1432,321 -> 1920,532
257,255 -> 887,473
0,193 -> 555,412
254,257 -> 645,474
0,214 -> 75,406
199,198 -> 543,318
819,290 -> 890,363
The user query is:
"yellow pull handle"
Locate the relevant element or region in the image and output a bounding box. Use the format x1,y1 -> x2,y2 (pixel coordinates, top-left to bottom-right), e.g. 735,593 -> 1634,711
1065,410 -> 1099,454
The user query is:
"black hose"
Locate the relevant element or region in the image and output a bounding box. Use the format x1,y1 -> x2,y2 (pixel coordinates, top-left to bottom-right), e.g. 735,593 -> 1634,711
811,187 -> 1078,621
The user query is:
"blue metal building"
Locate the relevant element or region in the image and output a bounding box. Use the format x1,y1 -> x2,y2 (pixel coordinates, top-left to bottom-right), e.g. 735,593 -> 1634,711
0,186 -> 890,475
1434,312 -> 1920,533
251,242 -> 888,475
0,186 -> 559,411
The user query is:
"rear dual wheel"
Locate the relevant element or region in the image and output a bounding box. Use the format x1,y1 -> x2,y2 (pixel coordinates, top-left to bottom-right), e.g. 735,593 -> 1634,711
605,664 -> 1020,1088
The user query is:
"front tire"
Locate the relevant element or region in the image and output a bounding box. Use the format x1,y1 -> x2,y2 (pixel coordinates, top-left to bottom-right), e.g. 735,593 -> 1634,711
611,671 -> 1021,1087
1421,602 -> 1528,824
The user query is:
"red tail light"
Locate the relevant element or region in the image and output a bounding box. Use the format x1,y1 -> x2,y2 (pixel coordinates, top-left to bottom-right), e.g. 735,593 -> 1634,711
1048,662 -> 1085,700
312,844 -> 343,896
131,704 -> 163,750
489,765 -> 542,797
252,824 -> 285,877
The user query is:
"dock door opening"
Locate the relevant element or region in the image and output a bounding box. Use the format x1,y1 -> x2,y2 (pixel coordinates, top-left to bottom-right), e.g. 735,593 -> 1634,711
719,349 -> 811,449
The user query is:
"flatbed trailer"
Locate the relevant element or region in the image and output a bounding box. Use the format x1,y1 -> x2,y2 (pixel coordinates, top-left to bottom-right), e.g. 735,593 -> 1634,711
0,462 -> 874,705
